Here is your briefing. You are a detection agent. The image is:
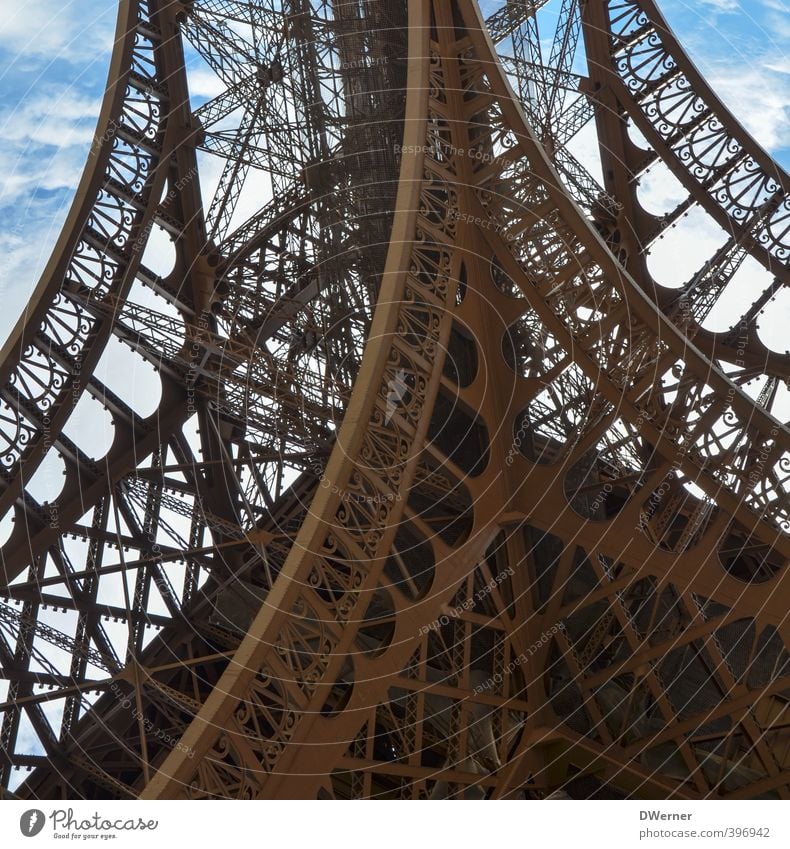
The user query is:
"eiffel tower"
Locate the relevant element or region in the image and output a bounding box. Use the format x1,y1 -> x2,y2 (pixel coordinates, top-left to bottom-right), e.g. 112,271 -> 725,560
1,0 -> 787,800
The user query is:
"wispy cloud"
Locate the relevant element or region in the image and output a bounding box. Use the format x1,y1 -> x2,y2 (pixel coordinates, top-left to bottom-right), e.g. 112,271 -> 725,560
706,61 -> 790,152
0,1 -> 115,342
697,0 -> 739,11
760,0 -> 789,12
0,0 -> 116,67
0,85 -> 101,208
0,76 -> 105,341
661,1 -> 790,157
0,86 -> 101,147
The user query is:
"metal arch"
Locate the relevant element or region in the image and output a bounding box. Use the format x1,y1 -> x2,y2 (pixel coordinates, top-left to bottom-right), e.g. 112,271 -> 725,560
0,1 -> 180,539
2,0 -> 789,801
579,0 -> 788,374
490,1 -> 789,382
130,0 -> 788,800
608,0 -> 788,271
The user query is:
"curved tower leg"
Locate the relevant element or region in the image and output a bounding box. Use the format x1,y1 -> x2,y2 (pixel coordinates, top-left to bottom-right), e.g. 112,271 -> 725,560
2,0 -> 788,800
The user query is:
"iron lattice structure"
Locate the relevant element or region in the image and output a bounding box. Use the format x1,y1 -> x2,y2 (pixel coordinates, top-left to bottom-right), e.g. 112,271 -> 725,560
0,0 -> 788,800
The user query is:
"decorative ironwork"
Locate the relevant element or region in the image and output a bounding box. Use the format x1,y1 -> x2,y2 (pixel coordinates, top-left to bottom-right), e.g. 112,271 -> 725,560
0,0 -> 787,801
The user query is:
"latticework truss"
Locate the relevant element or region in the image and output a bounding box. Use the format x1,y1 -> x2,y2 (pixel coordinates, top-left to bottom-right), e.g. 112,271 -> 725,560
0,0 -> 787,800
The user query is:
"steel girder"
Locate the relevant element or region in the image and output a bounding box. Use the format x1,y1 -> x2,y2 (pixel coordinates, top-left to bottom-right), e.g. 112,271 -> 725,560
1,0 -> 788,800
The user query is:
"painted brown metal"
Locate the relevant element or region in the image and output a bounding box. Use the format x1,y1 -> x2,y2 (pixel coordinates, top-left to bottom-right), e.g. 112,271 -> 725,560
1,0 -> 788,800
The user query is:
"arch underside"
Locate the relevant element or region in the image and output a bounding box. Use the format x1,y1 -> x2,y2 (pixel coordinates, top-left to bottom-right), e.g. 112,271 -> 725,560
1,0 -> 788,800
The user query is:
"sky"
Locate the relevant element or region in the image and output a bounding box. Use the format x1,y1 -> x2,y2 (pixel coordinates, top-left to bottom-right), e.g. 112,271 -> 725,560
0,1 -> 117,340
0,0 -> 784,465
0,0 -> 786,485
0,0 -> 786,348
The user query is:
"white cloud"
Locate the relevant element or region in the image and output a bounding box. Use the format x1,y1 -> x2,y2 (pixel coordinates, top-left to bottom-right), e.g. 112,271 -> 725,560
186,67 -> 227,102
706,63 -> 790,152
659,2 -> 790,159
697,0 -> 739,11
637,161 -> 688,216
0,86 -> 101,148
0,190 -> 74,343
646,205 -> 729,289
760,0 -> 789,12
0,81 -> 101,341
763,9 -> 790,41
765,57 -> 790,74
0,83 -> 100,216
0,0 -> 115,66
0,3 -> 117,345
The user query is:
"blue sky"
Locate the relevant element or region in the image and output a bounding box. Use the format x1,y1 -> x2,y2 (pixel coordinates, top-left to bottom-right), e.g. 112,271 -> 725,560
0,0 -> 787,346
